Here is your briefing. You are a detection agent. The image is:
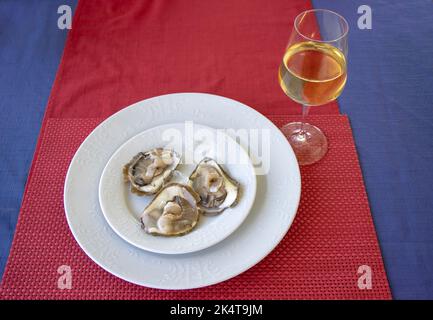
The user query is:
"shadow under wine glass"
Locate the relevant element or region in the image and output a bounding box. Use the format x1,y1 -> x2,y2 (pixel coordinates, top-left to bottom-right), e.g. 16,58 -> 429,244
278,9 -> 349,165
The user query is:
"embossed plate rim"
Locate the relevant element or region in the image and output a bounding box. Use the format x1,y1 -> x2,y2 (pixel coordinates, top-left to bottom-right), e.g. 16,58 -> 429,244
64,93 -> 301,289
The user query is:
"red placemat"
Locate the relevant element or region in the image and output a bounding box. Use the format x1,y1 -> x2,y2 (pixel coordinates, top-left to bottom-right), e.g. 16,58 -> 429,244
46,0 -> 339,119
0,115 -> 391,299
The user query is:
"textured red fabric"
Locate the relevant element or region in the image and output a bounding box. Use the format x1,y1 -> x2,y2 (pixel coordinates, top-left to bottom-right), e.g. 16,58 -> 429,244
0,116 -> 391,299
46,0 -> 339,119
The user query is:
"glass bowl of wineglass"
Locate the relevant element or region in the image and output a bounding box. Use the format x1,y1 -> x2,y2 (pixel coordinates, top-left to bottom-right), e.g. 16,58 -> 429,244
278,9 -> 349,165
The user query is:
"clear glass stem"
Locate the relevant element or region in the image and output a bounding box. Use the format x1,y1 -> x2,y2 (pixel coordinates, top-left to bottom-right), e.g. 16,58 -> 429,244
297,105 -> 310,141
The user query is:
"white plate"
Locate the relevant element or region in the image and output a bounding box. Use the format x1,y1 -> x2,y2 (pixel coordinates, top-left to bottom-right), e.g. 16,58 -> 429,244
99,122 -> 257,254
64,93 -> 301,289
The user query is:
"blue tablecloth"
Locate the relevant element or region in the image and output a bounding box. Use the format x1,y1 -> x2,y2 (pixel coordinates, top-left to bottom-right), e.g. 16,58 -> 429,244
1,0 -> 432,299
312,0 -> 433,299
0,0 -> 76,280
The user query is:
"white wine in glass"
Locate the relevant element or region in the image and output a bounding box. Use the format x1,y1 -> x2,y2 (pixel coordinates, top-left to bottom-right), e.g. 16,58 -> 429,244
279,9 -> 349,165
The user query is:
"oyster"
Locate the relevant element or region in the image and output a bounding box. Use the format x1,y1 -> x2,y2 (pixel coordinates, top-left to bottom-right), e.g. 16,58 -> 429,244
123,148 -> 180,195
140,183 -> 201,236
188,157 -> 240,214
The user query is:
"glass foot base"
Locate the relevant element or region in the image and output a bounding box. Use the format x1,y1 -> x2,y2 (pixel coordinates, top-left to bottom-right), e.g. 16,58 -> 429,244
281,122 -> 328,166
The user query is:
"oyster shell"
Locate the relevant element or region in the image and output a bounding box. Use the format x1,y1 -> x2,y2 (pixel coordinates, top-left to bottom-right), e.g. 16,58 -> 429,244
123,148 -> 180,195
140,183 -> 201,236
188,157 -> 240,214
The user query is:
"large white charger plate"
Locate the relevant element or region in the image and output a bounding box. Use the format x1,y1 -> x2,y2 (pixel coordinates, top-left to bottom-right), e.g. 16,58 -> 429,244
64,93 -> 301,289
99,122 -> 257,254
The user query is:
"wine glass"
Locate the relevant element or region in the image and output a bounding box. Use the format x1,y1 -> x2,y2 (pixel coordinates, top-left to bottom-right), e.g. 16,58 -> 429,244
278,9 -> 349,165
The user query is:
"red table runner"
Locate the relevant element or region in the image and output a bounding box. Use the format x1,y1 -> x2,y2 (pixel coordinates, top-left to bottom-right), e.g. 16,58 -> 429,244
46,0 -> 339,119
0,115 -> 391,299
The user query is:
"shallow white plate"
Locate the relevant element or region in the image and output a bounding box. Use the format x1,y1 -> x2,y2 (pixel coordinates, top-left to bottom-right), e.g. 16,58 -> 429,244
99,122 -> 257,254
64,93 -> 301,289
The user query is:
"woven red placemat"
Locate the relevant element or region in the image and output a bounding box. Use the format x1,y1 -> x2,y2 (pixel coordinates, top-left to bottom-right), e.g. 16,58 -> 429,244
0,115 -> 391,299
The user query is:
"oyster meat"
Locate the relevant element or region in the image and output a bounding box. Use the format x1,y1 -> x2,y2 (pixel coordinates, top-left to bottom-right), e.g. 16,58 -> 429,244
188,157 -> 240,214
123,148 -> 180,195
140,183 -> 201,236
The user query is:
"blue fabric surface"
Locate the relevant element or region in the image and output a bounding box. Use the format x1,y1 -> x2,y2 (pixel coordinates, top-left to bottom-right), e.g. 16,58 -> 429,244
0,0 -> 76,279
312,0 -> 433,299
1,0 -> 433,299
